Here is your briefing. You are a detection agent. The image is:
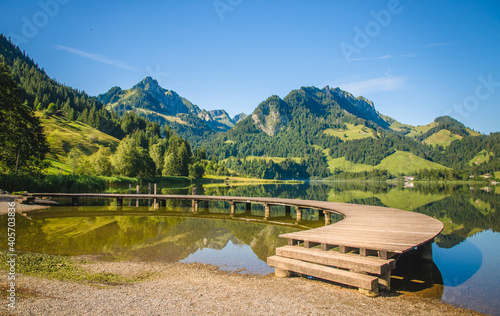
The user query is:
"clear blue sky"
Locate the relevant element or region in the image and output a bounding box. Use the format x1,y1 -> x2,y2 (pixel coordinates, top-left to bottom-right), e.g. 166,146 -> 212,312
1,0 -> 499,133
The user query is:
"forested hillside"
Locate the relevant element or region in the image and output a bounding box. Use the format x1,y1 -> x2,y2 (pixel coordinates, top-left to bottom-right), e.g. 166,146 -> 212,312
209,85 -> 499,180
0,35 -> 206,179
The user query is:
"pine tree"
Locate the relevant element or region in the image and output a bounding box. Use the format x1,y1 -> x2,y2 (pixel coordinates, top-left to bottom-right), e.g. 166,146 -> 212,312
0,59 -> 48,173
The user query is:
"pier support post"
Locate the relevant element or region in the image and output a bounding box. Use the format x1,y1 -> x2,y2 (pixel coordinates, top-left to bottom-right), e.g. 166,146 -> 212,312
72,197 -> 78,206
296,207 -> 302,223
148,183 -> 151,207
128,184 -> 132,206
192,200 -> 199,213
285,205 -> 291,216
153,183 -> 158,209
417,240 -> 434,261
136,185 -> 140,207
379,271 -> 391,291
230,202 -> 235,216
246,203 -> 252,214
116,198 -> 123,207
264,203 -> 270,220
324,211 -> 331,225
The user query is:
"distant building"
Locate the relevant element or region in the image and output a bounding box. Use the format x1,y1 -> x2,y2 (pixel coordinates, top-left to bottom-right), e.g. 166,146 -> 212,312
403,176 -> 415,182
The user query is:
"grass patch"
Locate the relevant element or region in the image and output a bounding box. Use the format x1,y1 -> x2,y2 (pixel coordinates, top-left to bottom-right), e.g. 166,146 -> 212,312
376,151 -> 449,174
326,151 -> 448,175
423,129 -> 463,147
0,252 -> 152,285
469,149 -> 494,166
44,158 -> 72,175
324,123 -> 376,141
40,115 -> 120,161
327,156 -> 374,173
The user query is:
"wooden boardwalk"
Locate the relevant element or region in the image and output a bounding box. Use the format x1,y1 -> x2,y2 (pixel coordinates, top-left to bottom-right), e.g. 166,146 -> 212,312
27,193 -> 443,295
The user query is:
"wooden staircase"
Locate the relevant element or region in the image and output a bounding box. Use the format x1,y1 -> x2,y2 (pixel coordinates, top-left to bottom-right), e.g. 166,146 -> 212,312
267,245 -> 396,296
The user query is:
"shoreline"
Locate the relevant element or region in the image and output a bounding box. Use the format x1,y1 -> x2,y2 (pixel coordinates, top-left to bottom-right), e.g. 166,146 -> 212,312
0,195 -> 54,215
0,198 -> 485,315
0,258 -> 484,316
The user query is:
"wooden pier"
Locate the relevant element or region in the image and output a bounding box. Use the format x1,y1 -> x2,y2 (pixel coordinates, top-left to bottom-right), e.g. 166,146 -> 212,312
26,193 -> 443,295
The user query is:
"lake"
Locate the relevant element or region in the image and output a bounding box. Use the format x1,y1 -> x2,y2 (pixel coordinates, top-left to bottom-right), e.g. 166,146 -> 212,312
1,181 -> 498,315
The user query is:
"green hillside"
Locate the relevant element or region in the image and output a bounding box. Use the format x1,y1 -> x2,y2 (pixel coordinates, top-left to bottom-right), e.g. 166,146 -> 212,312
41,115 -> 120,161
469,150 -> 494,166
327,150 -> 449,174
423,129 -> 463,147
40,114 -> 120,174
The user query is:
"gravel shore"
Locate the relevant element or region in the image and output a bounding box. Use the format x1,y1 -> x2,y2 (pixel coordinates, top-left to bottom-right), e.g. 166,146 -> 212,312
0,259 -> 485,316
0,195 -> 55,215
0,197 -> 485,315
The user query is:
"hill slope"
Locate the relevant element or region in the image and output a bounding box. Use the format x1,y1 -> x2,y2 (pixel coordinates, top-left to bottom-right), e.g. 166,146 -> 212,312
40,114 -> 120,174
327,151 -> 449,174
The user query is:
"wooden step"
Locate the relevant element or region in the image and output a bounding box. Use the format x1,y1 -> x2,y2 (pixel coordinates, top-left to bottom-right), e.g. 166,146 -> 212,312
267,255 -> 378,292
276,245 -> 395,275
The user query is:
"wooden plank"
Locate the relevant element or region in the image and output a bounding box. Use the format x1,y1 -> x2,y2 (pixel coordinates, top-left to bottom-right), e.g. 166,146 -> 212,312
267,256 -> 378,292
276,246 -> 395,274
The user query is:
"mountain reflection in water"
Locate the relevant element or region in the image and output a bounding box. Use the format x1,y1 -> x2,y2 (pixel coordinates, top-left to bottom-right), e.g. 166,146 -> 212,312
1,181 -> 498,315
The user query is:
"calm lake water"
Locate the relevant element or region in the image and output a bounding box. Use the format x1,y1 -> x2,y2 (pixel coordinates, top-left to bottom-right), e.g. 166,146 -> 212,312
1,181 -> 499,315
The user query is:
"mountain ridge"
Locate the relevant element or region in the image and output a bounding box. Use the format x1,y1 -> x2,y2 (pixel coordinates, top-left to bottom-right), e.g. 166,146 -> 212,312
97,76 -> 247,146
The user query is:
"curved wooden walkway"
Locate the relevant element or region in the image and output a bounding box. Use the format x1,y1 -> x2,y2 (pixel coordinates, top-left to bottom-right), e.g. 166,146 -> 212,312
27,193 -> 443,295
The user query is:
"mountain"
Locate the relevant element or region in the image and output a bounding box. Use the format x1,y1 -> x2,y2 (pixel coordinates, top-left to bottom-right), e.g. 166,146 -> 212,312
209,85 -> 499,179
97,77 -> 246,147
